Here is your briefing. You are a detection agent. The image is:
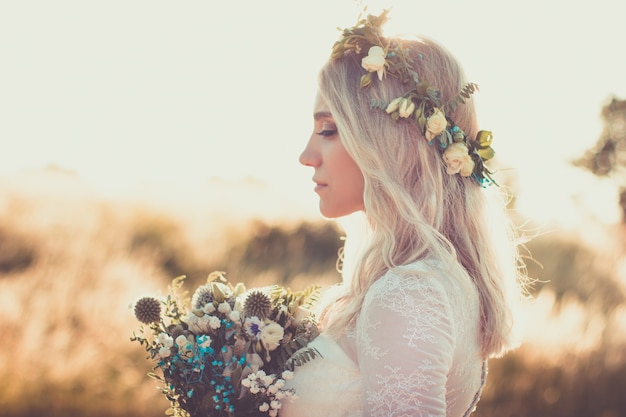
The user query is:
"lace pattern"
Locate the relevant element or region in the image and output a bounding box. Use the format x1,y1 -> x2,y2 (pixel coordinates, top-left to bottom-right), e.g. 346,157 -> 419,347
281,261 -> 485,417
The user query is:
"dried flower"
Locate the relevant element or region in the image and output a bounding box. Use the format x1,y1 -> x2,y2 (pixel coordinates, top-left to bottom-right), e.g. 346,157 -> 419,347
134,297 -> 161,324
244,290 -> 272,320
192,284 -> 215,309
192,281 -> 233,309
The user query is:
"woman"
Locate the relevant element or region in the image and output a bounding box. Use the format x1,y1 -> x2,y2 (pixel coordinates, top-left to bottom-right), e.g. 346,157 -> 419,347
280,10 -> 528,417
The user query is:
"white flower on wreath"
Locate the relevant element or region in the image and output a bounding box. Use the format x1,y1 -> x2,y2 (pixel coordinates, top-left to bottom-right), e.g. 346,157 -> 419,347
361,45 -> 386,80
443,142 -> 475,177
425,108 -> 448,141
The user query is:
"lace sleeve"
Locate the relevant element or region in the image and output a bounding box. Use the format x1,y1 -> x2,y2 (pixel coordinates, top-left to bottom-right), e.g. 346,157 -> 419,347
356,272 -> 455,417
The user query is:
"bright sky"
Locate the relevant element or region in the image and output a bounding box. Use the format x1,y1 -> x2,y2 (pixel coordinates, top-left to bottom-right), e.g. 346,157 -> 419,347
1,0 -> 625,226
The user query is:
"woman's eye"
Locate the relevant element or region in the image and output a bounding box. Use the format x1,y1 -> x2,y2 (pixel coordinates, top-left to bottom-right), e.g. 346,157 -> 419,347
316,129 -> 337,137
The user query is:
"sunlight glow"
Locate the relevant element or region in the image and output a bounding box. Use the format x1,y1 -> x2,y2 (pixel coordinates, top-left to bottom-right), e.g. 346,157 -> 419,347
1,0 -> 625,226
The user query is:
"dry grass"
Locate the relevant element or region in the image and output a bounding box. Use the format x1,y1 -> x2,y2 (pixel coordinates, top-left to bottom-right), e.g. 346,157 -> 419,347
1,171 -> 625,417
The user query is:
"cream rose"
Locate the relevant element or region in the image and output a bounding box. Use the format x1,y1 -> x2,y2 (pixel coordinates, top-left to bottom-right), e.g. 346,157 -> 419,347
259,322 -> 284,351
425,108 -> 448,141
443,143 -> 475,177
361,46 -> 386,80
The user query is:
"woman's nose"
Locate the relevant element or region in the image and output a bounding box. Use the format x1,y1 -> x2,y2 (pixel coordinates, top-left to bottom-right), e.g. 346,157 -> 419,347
299,135 -> 320,167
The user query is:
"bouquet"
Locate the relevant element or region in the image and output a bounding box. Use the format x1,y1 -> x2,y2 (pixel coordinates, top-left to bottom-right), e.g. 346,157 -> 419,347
131,271 -> 321,417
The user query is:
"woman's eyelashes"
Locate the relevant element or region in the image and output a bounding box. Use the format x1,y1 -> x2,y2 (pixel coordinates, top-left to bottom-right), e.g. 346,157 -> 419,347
316,129 -> 338,137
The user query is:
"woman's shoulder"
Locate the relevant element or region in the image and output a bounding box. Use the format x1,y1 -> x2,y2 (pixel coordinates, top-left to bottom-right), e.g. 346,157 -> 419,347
367,259 -> 446,293
364,258 -> 476,309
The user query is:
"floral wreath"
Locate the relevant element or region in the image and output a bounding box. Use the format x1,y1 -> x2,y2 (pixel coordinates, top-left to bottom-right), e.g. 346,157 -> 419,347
331,9 -> 496,186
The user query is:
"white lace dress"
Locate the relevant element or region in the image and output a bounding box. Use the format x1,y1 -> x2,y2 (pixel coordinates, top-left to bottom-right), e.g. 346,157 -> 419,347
280,261 -> 486,417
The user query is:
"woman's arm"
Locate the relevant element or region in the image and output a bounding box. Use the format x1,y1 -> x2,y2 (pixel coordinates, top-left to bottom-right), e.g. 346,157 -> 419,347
357,273 -> 455,417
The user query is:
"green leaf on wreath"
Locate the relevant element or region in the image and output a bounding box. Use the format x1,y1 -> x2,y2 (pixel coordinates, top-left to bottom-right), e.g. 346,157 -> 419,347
475,130 -> 495,160
360,72 -> 373,89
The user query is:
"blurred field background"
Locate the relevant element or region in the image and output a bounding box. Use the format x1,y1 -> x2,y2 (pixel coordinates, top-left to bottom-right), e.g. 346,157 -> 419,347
2,106 -> 626,417
2,1 -> 626,417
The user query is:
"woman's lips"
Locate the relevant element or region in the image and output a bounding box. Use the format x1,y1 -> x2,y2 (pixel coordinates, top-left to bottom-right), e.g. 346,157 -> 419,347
312,178 -> 327,192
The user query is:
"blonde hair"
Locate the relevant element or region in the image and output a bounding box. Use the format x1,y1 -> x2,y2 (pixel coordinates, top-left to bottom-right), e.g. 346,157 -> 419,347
318,37 -> 527,358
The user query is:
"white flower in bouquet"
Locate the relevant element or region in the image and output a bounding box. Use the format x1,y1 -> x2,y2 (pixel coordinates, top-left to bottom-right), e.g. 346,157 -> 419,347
218,302 -> 232,314
157,346 -> 171,359
156,332 -> 173,348
202,303 -> 216,314
229,310 -> 241,322
186,312 -> 212,334
260,322 -> 285,352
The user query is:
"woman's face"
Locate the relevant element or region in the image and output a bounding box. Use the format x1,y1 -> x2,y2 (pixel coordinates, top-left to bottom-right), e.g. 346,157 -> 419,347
299,93 -> 365,218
